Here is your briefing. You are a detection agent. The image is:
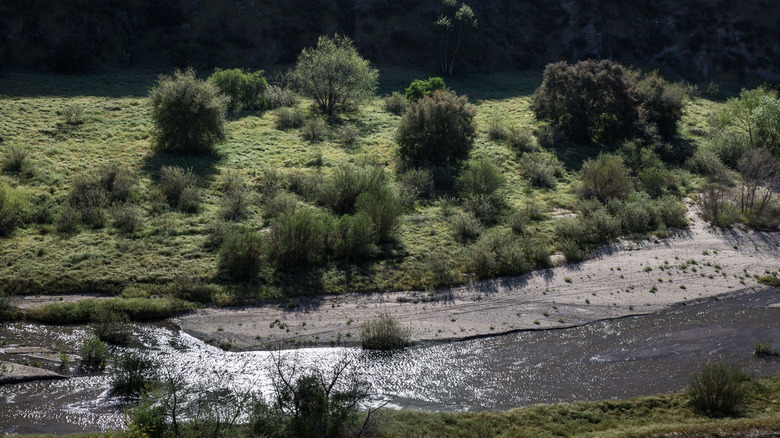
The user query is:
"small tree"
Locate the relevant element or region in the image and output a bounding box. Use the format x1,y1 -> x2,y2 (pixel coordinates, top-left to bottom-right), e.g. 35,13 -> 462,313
396,90 -> 476,167
208,68 -> 268,111
293,34 -> 378,115
579,154 -> 634,202
149,69 -> 227,155
436,0 -> 478,75
405,77 -> 446,102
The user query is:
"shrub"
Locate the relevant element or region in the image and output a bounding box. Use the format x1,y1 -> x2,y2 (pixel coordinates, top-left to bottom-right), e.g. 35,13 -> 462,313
405,77 -> 446,102
218,228 -> 266,280
338,124 -> 360,147
66,174 -> 108,228
0,182 -> 32,235
328,213 -> 376,260
555,217 -> 595,245
462,194 -> 500,224
0,291 -> 22,322
655,195 -> 688,228
126,403 -> 167,438
112,352 -> 156,397
397,168 -> 434,206
634,71 -> 688,138
638,166 -> 673,198
582,207 -> 622,239
753,339 -> 779,357
302,117 -> 328,141
559,239 -> 584,262
81,336 -> 109,371
265,85 -> 299,109
532,60 -> 641,144
219,172 -> 253,221
110,205 -> 142,234
258,167 -> 287,199
688,362 -> 749,417
396,90 -> 476,168
506,210 -> 528,234
208,68 -> 267,111
293,34 -> 378,114
579,154 -> 633,202
487,118 -> 507,141
148,68 -> 227,155
360,314 -> 411,350
457,158 -> 505,199
698,182 -> 739,227
687,148 -> 729,179
268,208 -> 328,266
2,145 -> 29,173
274,107 -> 305,130
61,103 -> 85,125
451,212 -> 482,242
466,229 -> 531,278
609,196 -> 658,234
713,86 -> 780,155
55,205 -> 82,233
159,166 -> 200,212
536,125 -> 563,149
96,164 -> 136,203
319,165 -> 388,215
507,126 -> 536,154
519,153 -> 559,189
263,192 -> 299,219
91,310 -> 132,345
709,131 -> 750,169
356,187 -> 403,243
384,92 -> 408,115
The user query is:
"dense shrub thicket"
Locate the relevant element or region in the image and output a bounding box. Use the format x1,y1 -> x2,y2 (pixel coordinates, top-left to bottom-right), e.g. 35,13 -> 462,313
532,60 -> 687,144
149,68 -> 228,154
396,90 -> 476,167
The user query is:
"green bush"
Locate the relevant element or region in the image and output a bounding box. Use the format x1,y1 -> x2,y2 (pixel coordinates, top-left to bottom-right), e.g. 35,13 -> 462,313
582,207 -> 622,240
396,90 -> 476,168
2,145 -> 29,174
554,217 -> 595,246
559,238 -> 584,262
451,212 -> 482,242
709,131 -> 750,169
532,60 -> 641,144
688,362 -> 749,417
0,181 -> 32,235
218,228 -> 266,280
274,107 -> 305,130
579,154 -> 634,202
507,126 -> 536,154
158,166 -> 200,212
457,158 -> 506,199
338,123 -> 360,147
633,71 -> 688,139
360,314 -> 412,350
506,210 -> 528,234
112,205 -> 143,233
265,85 -> 299,109
698,182 -> 739,227
384,91 -> 408,115
91,310 -> 132,345
319,165 -> 388,215
466,228 -> 538,278
609,196 -> 658,234
302,117 -> 328,141
208,68 -> 268,111
397,167 -> 434,206
112,352 -> 156,397
293,34 -> 378,114
26,298 -> 196,324
80,336 -> 109,372
655,195 -> 688,228
127,402 -> 167,438
61,103 -> 85,125
356,187 -> 403,243
536,125 -> 563,148
405,77 -> 446,102
0,291 -> 22,322
462,194 -> 500,224
148,68 -> 227,155
219,172 -> 253,221
328,213 -> 376,260
687,148 -> 729,179
268,208 -> 328,266
66,173 -> 108,228
519,153 -> 560,189
487,118 -> 507,141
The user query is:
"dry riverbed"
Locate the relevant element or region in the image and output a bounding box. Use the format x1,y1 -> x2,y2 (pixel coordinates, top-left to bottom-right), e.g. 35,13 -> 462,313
177,209 -> 780,351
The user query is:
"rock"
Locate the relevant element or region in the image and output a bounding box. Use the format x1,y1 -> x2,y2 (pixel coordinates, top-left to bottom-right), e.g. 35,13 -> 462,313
0,361 -> 66,385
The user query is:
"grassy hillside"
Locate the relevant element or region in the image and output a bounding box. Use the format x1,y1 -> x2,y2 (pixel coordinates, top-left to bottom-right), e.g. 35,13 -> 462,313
0,66 -> 718,312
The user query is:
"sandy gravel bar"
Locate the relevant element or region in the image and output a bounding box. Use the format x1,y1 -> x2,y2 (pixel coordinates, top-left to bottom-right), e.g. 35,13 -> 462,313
178,209 -> 780,351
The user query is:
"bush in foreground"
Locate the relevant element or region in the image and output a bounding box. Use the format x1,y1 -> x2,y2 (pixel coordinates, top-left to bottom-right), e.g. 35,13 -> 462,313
149,68 -> 227,155
360,314 -> 412,350
688,362 -> 749,417
396,90 -> 476,168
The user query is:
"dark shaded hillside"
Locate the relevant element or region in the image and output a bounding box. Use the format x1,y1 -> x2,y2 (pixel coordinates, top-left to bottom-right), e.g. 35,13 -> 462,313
1,0 -> 778,82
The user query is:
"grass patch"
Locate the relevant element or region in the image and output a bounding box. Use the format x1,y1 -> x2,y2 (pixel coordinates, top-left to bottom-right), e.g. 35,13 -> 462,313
26,297 -> 197,324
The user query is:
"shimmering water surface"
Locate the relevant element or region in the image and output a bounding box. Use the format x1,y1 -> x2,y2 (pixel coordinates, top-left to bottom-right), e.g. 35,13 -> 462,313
1,288 -> 779,434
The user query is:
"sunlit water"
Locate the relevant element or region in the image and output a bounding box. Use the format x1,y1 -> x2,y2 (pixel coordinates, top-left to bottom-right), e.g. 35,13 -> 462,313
1,288 -> 779,434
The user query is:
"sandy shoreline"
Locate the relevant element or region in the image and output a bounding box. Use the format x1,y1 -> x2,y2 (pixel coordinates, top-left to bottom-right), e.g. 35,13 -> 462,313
177,210 -> 780,351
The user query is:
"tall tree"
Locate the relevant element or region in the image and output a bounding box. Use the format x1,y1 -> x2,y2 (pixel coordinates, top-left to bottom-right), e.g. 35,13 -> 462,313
435,0 -> 477,75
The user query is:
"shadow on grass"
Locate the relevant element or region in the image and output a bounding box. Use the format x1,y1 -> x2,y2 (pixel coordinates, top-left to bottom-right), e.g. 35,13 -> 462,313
141,150 -> 222,183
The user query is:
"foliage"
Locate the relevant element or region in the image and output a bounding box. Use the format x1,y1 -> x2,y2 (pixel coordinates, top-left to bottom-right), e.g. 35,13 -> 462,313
264,85 -> 299,109
405,77 -> 446,102
753,339 -> 779,357
451,212 -> 482,242
506,126 -> 536,154
633,70 -> 689,139
396,90 -> 476,168
319,165 -> 389,215
218,228 -> 266,281
158,166 -> 200,213
302,117 -> 328,141
709,131 -> 750,168
579,154 -> 633,202
61,103 -> 85,125
0,291 -> 22,322
80,336 -> 109,372
713,86 -> 780,155
2,145 -> 29,174
267,208 -> 328,267
697,182 -> 740,227
337,123 -> 360,147
0,181 -> 32,235
293,34 -> 378,114
26,298 -> 196,324
328,213 -> 376,260
384,92 -> 408,115
218,172 -> 254,221
356,186 -> 403,243
736,148 -> 779,227
91,310 -> 132,345
112,205 -> 143,233
466,228 -> 547,278
435,0 -> 478,75
148,68 -> 227,155
519,152 -> 561,189
531,60 -> 641,144
360,314 -> 412,350
208,68 -> 268,111
688,362 -> 749,417
397,167 -> 434,206
457,158 -> 505,199
274,107 -> 305,130
112,352 -> 156,397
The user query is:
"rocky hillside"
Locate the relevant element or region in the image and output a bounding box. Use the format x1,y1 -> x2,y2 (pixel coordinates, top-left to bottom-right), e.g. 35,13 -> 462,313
1,0 -> 778,82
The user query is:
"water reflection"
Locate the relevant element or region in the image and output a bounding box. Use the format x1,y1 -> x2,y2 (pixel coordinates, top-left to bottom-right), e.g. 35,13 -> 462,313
1,288 -> 778,434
